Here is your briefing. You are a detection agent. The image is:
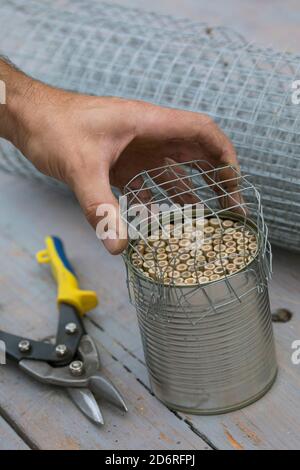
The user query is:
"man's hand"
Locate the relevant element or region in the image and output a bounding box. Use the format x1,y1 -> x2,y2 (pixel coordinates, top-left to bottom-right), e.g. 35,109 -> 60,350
0,59 -> 239,254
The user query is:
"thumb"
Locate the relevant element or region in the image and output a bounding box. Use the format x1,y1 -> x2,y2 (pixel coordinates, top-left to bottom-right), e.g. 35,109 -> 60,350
72,170 -> 128,255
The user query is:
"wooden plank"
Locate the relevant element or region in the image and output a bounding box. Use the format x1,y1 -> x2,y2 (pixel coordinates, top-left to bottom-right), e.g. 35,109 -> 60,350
1,169 -> 300,449
0,172 -> 210,450
0,2 -> 299,451
0,348 -> 209,450
178,247 -> 300,450
85,245 -> 300,450
0,415 -> 29,450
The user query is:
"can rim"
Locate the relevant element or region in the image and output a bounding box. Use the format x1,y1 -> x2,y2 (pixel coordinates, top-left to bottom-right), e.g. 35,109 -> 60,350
124,210 -> 262,289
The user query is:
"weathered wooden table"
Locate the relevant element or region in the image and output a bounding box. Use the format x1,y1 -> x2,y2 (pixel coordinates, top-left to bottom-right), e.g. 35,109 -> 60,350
0,170 -> 299,450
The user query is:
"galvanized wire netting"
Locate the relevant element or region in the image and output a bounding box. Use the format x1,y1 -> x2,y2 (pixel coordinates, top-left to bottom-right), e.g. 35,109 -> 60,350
123,161 -> 272,304
0,0 -> 245,185
122,161 -> 277,413
0,0 -> 299,251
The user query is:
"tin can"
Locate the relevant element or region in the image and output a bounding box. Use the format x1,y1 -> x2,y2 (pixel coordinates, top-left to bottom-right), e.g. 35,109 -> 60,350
125,213 -> 277,414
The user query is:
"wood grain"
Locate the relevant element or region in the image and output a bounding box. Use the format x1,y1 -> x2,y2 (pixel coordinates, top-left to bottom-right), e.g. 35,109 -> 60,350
0,172 -> 209,450
0,171 -> 299,449
1,1 -> 300,450
0,416 -> 29,450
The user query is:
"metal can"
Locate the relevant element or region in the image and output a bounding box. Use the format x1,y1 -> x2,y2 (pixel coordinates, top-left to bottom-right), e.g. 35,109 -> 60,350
124,212 -> 277,414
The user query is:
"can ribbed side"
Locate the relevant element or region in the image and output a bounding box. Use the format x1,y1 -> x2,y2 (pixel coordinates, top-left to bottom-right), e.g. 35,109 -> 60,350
128,258 -> 277,414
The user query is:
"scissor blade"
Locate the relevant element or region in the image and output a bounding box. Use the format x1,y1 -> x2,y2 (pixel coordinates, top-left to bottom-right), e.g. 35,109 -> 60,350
90,374 -> 128,412
67,388 -> 104,425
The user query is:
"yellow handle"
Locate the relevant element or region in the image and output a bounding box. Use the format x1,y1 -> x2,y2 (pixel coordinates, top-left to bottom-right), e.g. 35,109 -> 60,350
36,236 -> 98,316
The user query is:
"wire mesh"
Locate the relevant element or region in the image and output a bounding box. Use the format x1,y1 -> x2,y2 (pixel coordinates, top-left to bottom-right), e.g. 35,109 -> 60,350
121,160 -> 277,413
0,0 -> 245,187
122,160 -> 272,321
0,1 -> 299,251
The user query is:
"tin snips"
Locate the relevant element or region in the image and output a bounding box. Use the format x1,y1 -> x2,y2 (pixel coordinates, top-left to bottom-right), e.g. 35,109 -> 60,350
0,236 -> 127,425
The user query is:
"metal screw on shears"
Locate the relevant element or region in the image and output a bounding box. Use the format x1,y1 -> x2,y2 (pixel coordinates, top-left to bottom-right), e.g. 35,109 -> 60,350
65,322 -> 78,335
18,340 -> 31,353
55,344 -> 68,357
69,360 -> 84,377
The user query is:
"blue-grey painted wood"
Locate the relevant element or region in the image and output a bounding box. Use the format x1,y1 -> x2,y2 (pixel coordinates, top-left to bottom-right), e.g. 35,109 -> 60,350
178,247 -> 300,450
0,170 -> 299,449
0,1 -> 299,450
0,172 -> 210,450
0,416 -> 29,450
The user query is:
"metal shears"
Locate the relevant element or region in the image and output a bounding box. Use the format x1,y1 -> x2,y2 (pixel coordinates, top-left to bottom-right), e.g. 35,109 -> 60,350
0,236 -> 128,425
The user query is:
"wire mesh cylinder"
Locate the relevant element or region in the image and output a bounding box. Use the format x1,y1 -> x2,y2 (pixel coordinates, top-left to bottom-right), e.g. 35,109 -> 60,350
123,162 -> 277,413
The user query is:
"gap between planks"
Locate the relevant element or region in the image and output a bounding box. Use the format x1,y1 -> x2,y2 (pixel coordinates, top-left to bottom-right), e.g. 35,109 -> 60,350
0,413 -> 31,450
87,317 -> 218,450
1,172 -> 299,449
0,406 -> 37,450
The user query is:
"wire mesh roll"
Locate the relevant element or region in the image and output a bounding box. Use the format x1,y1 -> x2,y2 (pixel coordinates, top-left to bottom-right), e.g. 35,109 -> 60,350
123,161 -> 277,413
0,1 -> 299,251
0,0 -> 245,186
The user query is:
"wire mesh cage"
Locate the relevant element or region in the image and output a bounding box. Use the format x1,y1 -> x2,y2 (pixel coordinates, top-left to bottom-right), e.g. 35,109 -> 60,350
122,161 -> 272,315
0,0 -> 299,251
122,161 -> 277,413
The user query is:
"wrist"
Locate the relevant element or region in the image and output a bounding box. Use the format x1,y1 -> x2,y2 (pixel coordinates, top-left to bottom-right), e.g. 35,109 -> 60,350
0,59 -> 48,151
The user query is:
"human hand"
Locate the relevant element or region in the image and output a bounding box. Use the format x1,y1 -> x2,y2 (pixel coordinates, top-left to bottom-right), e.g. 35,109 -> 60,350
0,61 -> 239,254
